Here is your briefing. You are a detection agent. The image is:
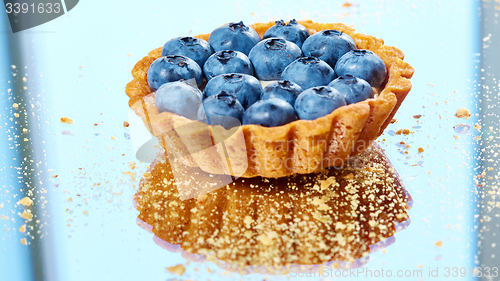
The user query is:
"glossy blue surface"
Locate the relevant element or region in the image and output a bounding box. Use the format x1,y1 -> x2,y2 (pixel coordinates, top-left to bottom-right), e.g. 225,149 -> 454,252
0,1 -> 483,280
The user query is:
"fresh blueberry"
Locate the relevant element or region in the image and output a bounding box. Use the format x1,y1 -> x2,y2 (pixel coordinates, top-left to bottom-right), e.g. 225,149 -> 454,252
263,19 -> 310,48
208,21 -> 261,56
281,57 -> 336,90
161,36 -> 213,69
260,80 -> 303,106
203,50 -> 253,81
147,55 -> 203,91
302,30 -> 356,68
294,86 -> 347,120
242,98 -> 297,127
334,49 -> 387,87
155,81 -> 202,120
197,91 -> 244,129
203,73 -> 262,109
327,75 -> 373,104
248,38 -> 302,80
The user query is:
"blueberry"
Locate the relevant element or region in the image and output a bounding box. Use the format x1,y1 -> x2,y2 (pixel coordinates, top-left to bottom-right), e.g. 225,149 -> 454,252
248,38 -> 302,80
242,98 -> 297,127
334,49 -> 387,87
327,75 -> 373,104
263,19 -> 310,48
203,50 -> 253,81
261,80 -> 303,106
197,91 -> 244,129
203,73 -> 262,109
161,36 -> 213,69
208,21 -> 261,56
147,55 -> 203,91
281,57 -> 336,90
301,30 -> 356,68
155,81 -> 202,120
294,86 -> 347,120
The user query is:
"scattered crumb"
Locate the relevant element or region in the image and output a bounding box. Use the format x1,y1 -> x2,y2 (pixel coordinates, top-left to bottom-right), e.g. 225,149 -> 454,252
17,197 -> 33,206
60,117 -> 74,124
13,103 -> 19,110
390,118 -> 397,124
454,108 -> 471,120
123,121 -> 130,127
434,240 -> 443,247
20,238 -> 27,245
413,115 -> 422,119
428,83 -> 435,86
395,129 -> 412,135
19,224 -> 26,233
341,1 -> 355,7
122,171 -> 137,182
19,210 -> 33,220
166,264 -> 185,276
418,147 -> 424,154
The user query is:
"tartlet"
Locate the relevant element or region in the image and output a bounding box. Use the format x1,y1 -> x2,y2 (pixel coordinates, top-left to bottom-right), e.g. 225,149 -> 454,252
126,21 -> 414,178
134,142 -> 412,270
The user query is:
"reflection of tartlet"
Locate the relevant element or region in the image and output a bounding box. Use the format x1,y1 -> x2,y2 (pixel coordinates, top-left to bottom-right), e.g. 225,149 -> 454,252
126,21 -> 414,178
134,143 -> 412,270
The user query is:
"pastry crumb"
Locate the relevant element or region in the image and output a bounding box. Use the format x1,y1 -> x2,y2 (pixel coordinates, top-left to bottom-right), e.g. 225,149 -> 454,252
19,210 -> 33,220
395,129 -> 412,135
434,240 -> 443,247
166,264 -> 185,276
454,108 -> 471,120
17,197 -> 33,206
20,238 -> 27,245
60,117 -> 74,124
418,147 -> 424,154
341,1 -> 356,7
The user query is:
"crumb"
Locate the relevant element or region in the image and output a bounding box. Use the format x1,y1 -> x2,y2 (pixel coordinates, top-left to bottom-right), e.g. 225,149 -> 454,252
13,103 -> 19,110
454,108 -> 471,120
123,121 -> 130,127
20,238 -> 27,245
17,197 -> 33,206
19,210 -> 33,220
341,1 -> 355,7
19,224 -> 26,233
122,171 -> 137,182
434,241 -> 443,247
418,147 -> 424,153
166,264 -> 185,276
413,115 -> 422,119
428,83 -> 434,86
390,118 -> 397,124
395,129 -> 412,135
60,117 -> 74,124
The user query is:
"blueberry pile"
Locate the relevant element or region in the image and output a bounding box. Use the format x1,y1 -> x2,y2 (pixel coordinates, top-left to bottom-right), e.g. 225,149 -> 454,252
147,20 -> 387,128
